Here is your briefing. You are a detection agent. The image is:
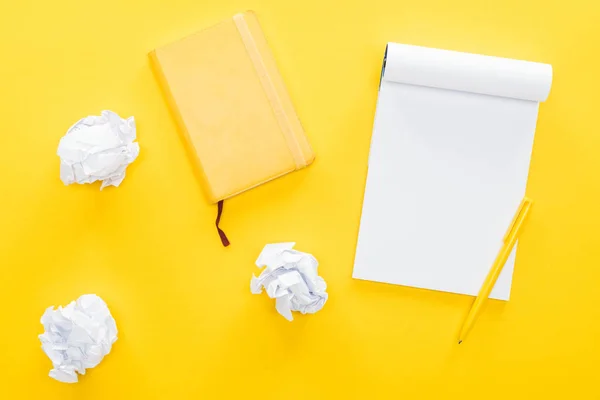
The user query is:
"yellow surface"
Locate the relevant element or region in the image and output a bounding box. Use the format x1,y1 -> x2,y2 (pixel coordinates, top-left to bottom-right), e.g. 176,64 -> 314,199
0,0 -> 599,398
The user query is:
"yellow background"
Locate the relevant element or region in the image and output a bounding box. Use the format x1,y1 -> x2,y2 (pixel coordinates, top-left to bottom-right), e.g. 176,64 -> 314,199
1,0 -> 598,398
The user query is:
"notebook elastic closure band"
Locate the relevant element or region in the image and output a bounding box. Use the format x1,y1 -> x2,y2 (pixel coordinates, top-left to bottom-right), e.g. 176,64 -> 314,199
233,13 -> 306,169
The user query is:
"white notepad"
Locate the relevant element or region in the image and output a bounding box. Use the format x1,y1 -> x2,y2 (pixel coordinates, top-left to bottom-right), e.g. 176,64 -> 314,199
353,43 -> 552,300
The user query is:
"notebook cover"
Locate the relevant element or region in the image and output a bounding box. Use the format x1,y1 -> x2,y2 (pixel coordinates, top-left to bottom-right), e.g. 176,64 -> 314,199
150,11 -> 314,203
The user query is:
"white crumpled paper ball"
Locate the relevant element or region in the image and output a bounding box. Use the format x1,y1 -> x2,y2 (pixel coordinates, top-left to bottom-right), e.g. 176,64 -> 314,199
57,110 -> 140,190
251,243 -> 328,321
38,294 -> 118,383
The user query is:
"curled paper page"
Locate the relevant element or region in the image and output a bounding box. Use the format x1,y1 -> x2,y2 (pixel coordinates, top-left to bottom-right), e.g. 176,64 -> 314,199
251,243 -> 328,321
382,43 -> 552,102
38,294 -> 118,383
57,110 -> 140,190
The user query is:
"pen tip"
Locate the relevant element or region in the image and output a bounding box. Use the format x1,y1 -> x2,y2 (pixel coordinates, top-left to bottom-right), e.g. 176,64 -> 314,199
458,340 -> 462,344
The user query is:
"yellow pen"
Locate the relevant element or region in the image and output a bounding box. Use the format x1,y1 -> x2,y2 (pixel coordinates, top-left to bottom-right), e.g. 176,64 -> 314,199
458,197 -> 533,344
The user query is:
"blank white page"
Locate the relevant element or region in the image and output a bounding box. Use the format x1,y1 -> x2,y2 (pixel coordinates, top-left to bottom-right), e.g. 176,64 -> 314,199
353,43 -> 552,300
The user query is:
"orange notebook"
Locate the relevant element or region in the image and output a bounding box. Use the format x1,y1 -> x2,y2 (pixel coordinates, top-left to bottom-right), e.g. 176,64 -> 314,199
150,11 -> 314,206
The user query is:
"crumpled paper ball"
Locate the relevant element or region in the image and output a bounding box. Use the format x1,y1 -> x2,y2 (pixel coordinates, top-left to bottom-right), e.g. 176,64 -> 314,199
57,110 -> 140,190
38,294 -> 118,383
251,243 -> 328,321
